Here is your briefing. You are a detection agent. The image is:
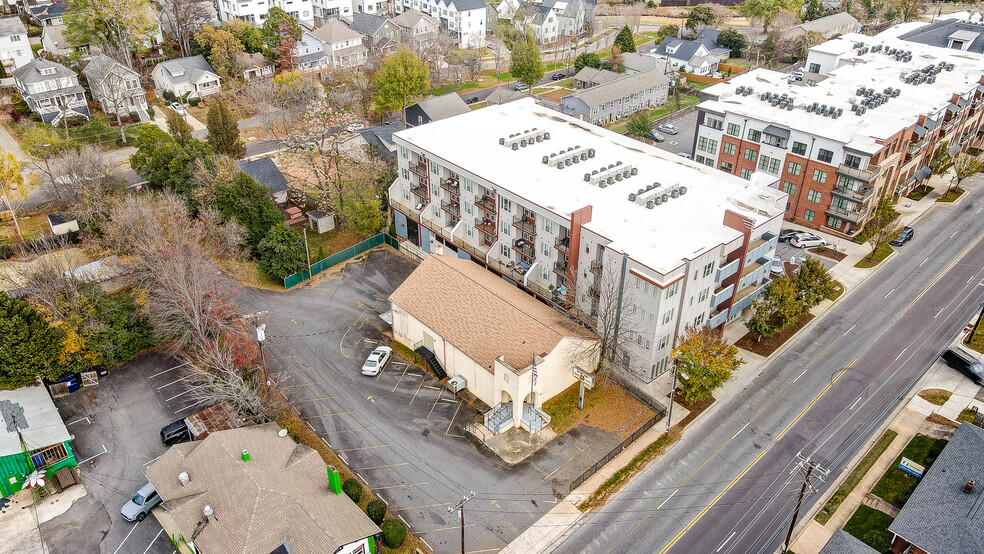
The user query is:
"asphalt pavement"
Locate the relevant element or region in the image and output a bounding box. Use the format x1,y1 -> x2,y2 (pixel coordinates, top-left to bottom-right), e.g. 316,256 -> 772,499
554,184 -> 984,553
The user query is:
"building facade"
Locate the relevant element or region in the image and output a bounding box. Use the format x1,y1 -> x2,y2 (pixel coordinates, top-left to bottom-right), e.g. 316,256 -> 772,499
217,0 -> 314,26
0,16 -> 32,72
12,58 -> 89,125
392,0 -> 486,48
0,386 -> 78,498
561,69 -> 670,125
83,54 -> 147,116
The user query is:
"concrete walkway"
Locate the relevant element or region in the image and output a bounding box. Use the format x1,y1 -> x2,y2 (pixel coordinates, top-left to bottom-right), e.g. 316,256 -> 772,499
0,484 -> 88,554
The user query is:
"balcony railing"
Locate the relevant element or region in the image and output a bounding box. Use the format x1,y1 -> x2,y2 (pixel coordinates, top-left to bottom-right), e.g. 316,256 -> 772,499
831,184 -> 873,202
554,235 -> 570,254
553,260 -> 568,276
588,285 -> 600,299
836,163 -> 880,183
475,195 -> 496,214
440,177 -> 460,194
408,164 -> 428,179
410,184 -> 428,199
513,238 -> 535,260
474,217 -> 495,236
452,236 -> 490,259
512,215 -> 536,235
389,196 -> 422,219
907,141 -> 923,155
589,259 -> 602,275
826,204 -> 868,223
440,199 -> 459,216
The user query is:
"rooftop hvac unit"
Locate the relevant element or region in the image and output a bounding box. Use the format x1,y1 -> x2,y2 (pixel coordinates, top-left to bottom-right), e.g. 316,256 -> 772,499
671,189 -> 679,198
638,188 -> 645,195
646,200 -> 654,209
679,186 -> 688,195
654,197 -> 662,206
628,193 -> 637,201
542,156 -> 550,164
661,194 -> 669,202
448,376 -> 467,393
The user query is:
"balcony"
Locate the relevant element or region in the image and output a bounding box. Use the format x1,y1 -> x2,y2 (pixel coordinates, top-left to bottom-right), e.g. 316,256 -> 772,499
553,259 -> 568,276
907,141 -> 923,155
408,164 -> 428,179
452,236 -> 490,259
389,195 -> 422,220
513,238 -> 535,260
475,195 -> 496,214
440,199 -> 459,216
589,259 -> 603,275
715,259 -> 740,282
836,163 -> 880,183
711,284 -> 734,306
831,184 -> 874,202
512,214 -> 536,235
826,204 -> 868,223
440,177 -> 460,194
588,285 -> 600,299
474,217 -> 495,236
410,184 -> 428,199
554,235 -> 570,254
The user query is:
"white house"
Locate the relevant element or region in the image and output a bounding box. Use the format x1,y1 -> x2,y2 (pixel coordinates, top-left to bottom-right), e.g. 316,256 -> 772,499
82,54 -> 148,117
649,36 -> 723,75
392,9 -> 440,50
217,0 -> 314,26
151,55 -> 221,99
12,58 -> 89,125
389,254 -> 599,435
312,0 -> 353,25
392,0 -> 486,48
236,52 -> 275,81
0,17 -> 32,73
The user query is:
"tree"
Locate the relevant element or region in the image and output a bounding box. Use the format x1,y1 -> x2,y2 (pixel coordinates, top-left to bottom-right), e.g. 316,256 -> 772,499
488,35 -> 509,83
260,7 -> 300,51
374,47 -> 429,125
194,25 -> 245,79
625,111 -> 652,138
0,151 -> 36,245
510,33 -> 544,93
273,19 -> 299,72
885,0 -> 926,22
258,222 -> 307,279
0,292 -> 65,388
64,0 -> 159,68
206,100 -> 246,159
159,0 -> 213,57
686,6 -> 716,33
655,24 -> 680,44
223,20 -> 263,53
129,126 -> 212,198
344,53 -> 381,121
214,171 -> 284,251
952,152 -> 983,195
673,325 -> 743,404
574,52 -> 602,72
614,25 -> 636,54
342,174 -> 387,236
929,140 -> 954,177
760,35 -> 779,65
802,0 -> 826,20
717,28 -> 748,58
864,195 -> 901,261
737,0 -> 804,32
746,275 -> 802,339
166,109 -> 195,145
794,256 -> 835,310
609,44 -> 624,72
40,146 -> 124,225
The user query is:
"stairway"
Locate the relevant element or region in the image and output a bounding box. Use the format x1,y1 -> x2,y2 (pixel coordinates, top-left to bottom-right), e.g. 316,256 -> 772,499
414,345 -> 447,380
484,402 -> 514,435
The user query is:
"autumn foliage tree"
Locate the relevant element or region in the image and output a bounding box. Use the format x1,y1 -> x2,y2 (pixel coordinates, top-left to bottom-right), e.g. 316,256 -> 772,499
746,275 -> 801,339
672,325 -> 743,404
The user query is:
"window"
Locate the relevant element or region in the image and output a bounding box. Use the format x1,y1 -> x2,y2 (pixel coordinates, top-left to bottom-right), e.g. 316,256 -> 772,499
696,155 -> 707,165
727,123 -> 741,136
666,281 -> 679,298
705,117 -> 723,131
662,308 -> 674,324
433,205 -> 440,217
694,313 -> 705,327
792,141 -> 807,155
807,189 -> 822,203
698,288 -> 709,302
541,218 -> 553,233
826,215 -> 844,228
401,168 -> 409,181
697,137 -> 717,153
634,276 -> 641,289
747,129 -> 762,142
500,197 -> 511,212
781,181 -> 796,195
649,313 -> 655,325
758,155 -> 780,174
743,148 -> 758,162
658,335 -> 669,350
501,244 -> 511,256
465,224 -> 474,237
463,178 -> 473,192
817,148 -> 833,163
632,304 -> 638,315
464,203 -> 473,215
812,169 -> 828,183
809,63 -> 821,73
763,134 -> 786,148
540,241 -> 551,257
844,153 -> 862,169
400,146 -> 408,159
500,220 -> 510,236
739,168 -> 752,180
720,161 -> 734,172
723,143 -> 736,156
540,264 -> 550,280
804,209 -> 815,222
640,307 -> 647,321
646,339 -> 652,350
787,161 -> 802,176
703,262 -> 714,277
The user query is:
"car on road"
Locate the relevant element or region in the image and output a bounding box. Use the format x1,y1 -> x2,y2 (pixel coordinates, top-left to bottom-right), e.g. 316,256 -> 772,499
121,482 -> 162,522
657,123 -> 679,135
790,233 -> 827,248
513,83 -> 526,91
551,73 -> 565,80
648,130 -> 666,143
362,346 -> 393,376
890,226 -> 914,246
169,102 -> 187,116
941,347 -> 984,385
779,229 -> 805,243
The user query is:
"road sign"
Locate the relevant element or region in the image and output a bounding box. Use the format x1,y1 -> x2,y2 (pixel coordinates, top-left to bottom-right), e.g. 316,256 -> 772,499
900,457 -> 925,478
572,366 -> 595,389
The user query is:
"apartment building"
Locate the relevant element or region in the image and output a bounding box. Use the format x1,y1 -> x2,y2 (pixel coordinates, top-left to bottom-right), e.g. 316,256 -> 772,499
312,0 -> 354,24
392,0 -> 486,48
693,26 -> 984,237
561,69 -> 670,125
388,99 -> 785,382
217,0 -> 314,26
0,17 -> 32,73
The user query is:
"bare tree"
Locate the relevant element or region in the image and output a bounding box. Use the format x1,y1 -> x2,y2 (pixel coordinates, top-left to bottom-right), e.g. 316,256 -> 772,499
39,146 -> 125,224
344,51 -> 382,121
488,35 -> 509,82
159,0 -> 214,57
618,3 -> 645,33
183,334 -> 272,422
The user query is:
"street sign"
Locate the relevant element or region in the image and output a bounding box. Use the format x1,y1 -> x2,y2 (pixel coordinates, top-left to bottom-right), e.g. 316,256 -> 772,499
572,366 -> 595,389
900,457 -> 925,478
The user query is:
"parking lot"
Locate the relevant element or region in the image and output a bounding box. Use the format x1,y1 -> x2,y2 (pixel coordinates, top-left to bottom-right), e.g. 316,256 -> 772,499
652,109 -> 698,158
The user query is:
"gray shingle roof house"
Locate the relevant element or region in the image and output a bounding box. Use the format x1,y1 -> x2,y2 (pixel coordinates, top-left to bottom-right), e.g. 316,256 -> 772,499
888,423 -> 984,554
349,13 -> 400,53
150,55 -> 220,99
818,529 -> 878,554
572,67 -> 621,89
651,36 -> 726,75
237,158 -> 289,205
83,54 -> 147,116
310,20 -> 368,69
28,2 -> 68,27
12,58 -> 89,124
405,92 -> 470,127
357,121 -> 406,158
561,69 -> 671,125
236,52 -> 274,81
622,52 -> 661,74
898,18 -> 984,53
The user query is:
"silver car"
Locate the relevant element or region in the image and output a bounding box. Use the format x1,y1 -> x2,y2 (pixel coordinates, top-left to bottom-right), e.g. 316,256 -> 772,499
169,102 -> 187,116
790,233 -> 827,248
362,346 -> 393,376
657,123 -> 679,135
121,482 -> 161,522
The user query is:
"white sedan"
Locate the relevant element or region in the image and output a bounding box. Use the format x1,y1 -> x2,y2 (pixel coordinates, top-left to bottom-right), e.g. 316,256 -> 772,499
790,233 -> 827,248
361,346 -> 393,376
169,102 -> 187,116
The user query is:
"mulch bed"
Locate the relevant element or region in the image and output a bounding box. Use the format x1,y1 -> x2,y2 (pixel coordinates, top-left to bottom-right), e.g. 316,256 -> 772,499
808,246 -> 848,261
735,312 -> 816,356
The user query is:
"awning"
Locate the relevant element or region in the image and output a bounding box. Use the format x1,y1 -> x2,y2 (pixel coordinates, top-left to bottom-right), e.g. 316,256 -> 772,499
913,124 -> 927,136
915,166 -> 932,181
763,124 -> 791,139
948,142 -> 964,157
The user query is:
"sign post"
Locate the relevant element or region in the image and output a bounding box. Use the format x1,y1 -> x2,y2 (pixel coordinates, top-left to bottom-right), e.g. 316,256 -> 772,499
899,457 -> 925,478
572,366 -> 595,410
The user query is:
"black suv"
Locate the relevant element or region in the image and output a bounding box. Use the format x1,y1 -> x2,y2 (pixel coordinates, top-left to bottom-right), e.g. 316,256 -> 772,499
160,419 -> 192,446
779,229 -> 804,243
890,226 -> 914,246
941,347 -> 984,385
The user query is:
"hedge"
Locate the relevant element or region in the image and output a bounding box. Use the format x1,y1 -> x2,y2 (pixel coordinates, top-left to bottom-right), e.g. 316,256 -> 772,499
366,499 -> 386,524
342,477 -> 362,503
380,519 -> 406,548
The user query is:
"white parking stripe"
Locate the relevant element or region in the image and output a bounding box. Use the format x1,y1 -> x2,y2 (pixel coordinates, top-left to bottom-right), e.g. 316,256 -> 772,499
148,362 -> 190,379
112,519 -> 141,554
142,528 -> 164,554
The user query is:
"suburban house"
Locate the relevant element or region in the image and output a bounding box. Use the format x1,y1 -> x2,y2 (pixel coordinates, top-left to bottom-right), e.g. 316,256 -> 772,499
0,385 -> 78,498
151,55 -> 221,99
40,24 -> 100,58
571,66 -> 621,89
560,69 -> 671,125
783,12 -> 862,41
237,158 -> 289,205
391,0 -> 486,48
236,52 -> 275,81
405,92 -> 470,127
146,423 -> 381,554
82,54 -> 148,118
349,12 -> 400,54
311,20 -> 368,69
294,31 -> 330,79
484,87 -> 531,105
545,0 -> 594,38
0,17 -> 32,73
622,52 -> 661,74
28,2 -> 68,27
389,254 -> 599,434
897,14 -> 984,53
356,121 -> 406,158
389,99 -> 785,383
649,35 -> 724,75
819,529 -> 878,554
353,0 -> 388,16
500,1 -> 559,45
393,9 -> 440,49
12,58 -> 90,124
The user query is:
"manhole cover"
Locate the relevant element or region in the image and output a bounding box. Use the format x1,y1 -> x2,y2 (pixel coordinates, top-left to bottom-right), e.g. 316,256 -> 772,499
556,440 -> 564,446
669,140 -> 679,145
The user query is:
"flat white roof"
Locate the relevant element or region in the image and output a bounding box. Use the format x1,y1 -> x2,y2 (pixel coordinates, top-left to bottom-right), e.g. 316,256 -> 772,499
0,385 -> 71,457
701,30 -> 984,154
394,99 -> 786,275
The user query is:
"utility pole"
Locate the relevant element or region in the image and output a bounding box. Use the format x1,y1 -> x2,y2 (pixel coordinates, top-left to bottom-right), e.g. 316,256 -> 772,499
244,311 -> 269,392
448,491 -> 475,554
783,454 -> 828,552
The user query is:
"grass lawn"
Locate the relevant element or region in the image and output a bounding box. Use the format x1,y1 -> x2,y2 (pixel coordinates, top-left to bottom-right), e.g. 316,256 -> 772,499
918,389 -> 952,406
533,87 -> 551,94
560,77 -> 574,88
217,258 -> 283,291
936,187 -> 965,202
907,185 -> 933,201
854,243 -> 893,268
959,408 -> 978,423
295,226 -> 368,264
735,312 -> 815,357
607,94 -> 700,134
9,113 -> 149,150
0,212 -> 53,242
965,324 -> 984,355
542,379 -> 654,437
872,434 -> 948,506
816,430 -> 897,524
827,280 -> 845,301
843,505 -> 895,551
687,81 -> 713,91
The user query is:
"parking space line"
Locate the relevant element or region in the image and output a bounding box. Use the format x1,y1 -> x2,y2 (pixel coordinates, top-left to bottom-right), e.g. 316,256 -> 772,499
339,307 -> 370,359
408,375 -> 426,406
142,528 -> 164,554
164,387 -> 202,402
67,417 -> 90,426
319,426 -> 371,435
371,481 -> 429,491
542,453 -> 579,482
297,396 -> 340,402
173,399 -> 208,414
427,385 -> 447,420
149,362 -> 189,379
572,442 -> 598,463
282,381 -> 326,388
111,519 -> 142,554
390,503 -> 450,512
78,444 -> 108,464
354,463 -> 409,471
464,549 -> 500,553
304,411 -> 355,418
446,400 -> 465,437
392,364 -> 411,392
143,454 -> 165,467
155,374 -> 196,390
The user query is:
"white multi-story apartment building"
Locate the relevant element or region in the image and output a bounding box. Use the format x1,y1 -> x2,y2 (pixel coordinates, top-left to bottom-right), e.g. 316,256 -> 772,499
0,17 -> 32,73
312,0 -> 353,24
693,25 -> 984,238
389,99 -> 786,382
217,0 -> 314,26
392,0 -> 486,48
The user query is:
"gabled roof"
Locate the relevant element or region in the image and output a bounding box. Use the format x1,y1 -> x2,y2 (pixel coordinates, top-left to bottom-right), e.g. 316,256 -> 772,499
440,0 -> 486,11
899,19 -> 984,53
156,55 -> 217,84
0,385 -> 72,457
13,58 -> 76,84
28,2 -> 68,23
389,255 -> 593,370
349,13 -> 390,36
392,9 -> 437,29
235,52 -> 273,69
83,54 -> 138,84
653,36 -> 704,62
622,52 -> 660,73
237,158 -> 288,194
572,66 -> 622,85
889,423 -> 984,554
146,423 -> 380,554
0,16 -> 26,37
564,68 -> 671,108
485,87 -> 531,105
358,121 -> 406,153
413,92 -> 470,121
818,529 -> 879,554
310,19 -> 362,44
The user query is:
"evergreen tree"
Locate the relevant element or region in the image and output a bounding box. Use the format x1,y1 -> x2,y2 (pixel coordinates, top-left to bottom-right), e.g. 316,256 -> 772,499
573,52 -> 601,72
207,100 -> 246,159
614,25 -> 636,54
0,292 -> 65,389
510,33 -> 544,91
258,222 -> 308,279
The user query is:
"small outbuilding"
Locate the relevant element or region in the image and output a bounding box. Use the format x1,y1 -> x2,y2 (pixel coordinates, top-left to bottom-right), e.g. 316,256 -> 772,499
0,385 -> 77,497
47,212 -> 79,235
306,210 -> 335,234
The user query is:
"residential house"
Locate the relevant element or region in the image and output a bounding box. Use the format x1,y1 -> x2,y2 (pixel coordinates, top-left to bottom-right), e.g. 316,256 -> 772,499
349,13 -> 400,54
571,66 -> 621,89
294,30 -> 330,79
237,157 -> 289,205
357,121 -> 406,159
622,52 -> 661,74
887,423 -> 984,554
312,0 -> 353,25
897,14 -> 984,53
151,55 -> 221,99
146,423 -> 381,554
560,69 -> 671,125
649,35 -> 724,75
310,20 -> 368,70
819,529 -> 878,554
499,0 -> 592,42
40,24 -> 99,58
0,386 -> 78,498
217,0 -> 315,26
388,99 -> 785,382
392,0 -> 486,48
28,2 -> 68,27
783,12 -> 862,41
392,9 -> 440,50
0,16 -> 32,73
12,58 -> 89,124
83,54 -> 148,117
547,0 -> 594,39
236,52 -> 275,81
484,87 -> 531,105
405,92 -> 470,127
389,254 -> 600,434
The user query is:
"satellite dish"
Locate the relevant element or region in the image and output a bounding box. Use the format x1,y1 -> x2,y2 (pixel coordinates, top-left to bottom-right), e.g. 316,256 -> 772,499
278,428 -> 289,438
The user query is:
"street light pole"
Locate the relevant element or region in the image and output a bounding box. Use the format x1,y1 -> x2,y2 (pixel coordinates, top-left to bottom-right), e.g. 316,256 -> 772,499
666,357 -> 680,432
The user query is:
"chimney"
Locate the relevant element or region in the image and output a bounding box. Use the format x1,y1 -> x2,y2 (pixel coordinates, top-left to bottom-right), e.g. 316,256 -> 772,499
178,471 -> 190,486
965,479 -> 977,493
241,449 -> 251,462
327,465 -> 341,495
917,114 -> 927,126
953,93 -> 962,104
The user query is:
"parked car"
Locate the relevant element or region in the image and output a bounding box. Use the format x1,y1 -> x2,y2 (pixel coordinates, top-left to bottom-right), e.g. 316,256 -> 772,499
770,256 -> 785,275
169,102 -> 187,116
941,347 -> 984,385
362,346 -> 393,376
779,229 -> 805,243
657,123 -> 679,135
676,152 -> 691,159
648,130 -> 666,143
121,482 -> 162,522
160,418 -> 192,446
890,226 -> 914,246
552,73 -> 565,80
513,83 -> 526,91
790,233 -> 827,248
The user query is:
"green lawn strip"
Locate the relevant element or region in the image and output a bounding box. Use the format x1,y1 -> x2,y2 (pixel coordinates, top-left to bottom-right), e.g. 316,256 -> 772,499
965,323 -> 984,354
607,94 -> 700,134
871,434 -> 948,505
959,408 -> 978,423
843,505 -> 895,551
917,389 -> 951,406
936,187 -> 965,202
906,186 -> 933,201
560,78 -> 574,88
687,81 -> 713,90
827,280 -> 845,301
580,432 -> 675,511
815,430 -> 897,524
854,243 -> 893,268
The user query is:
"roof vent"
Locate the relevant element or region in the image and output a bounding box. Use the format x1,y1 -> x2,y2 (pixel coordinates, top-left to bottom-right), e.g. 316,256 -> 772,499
203,505 -> 214,520
966,480 -> 977,494
278,428 -> 288,438
178,472 -> 190,486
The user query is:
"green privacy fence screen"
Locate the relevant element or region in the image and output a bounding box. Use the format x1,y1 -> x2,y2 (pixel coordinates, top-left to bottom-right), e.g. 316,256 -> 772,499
283,233 -> 399,290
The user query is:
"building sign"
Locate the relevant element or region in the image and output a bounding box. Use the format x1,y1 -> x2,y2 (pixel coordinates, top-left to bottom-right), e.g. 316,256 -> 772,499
899,457 -> 925,478
572,366 -> 595,389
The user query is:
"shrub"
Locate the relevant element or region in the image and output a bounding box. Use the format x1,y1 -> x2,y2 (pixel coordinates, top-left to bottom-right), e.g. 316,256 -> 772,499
895,485 -> 914,507
146,107 -> 155,118
162,90 -> 175,102
366,499 -> 386,524
64,115 -> 88,127
863,529 -> 892,552
118,115 -> 131,125
380,519 -> 406,548
188,97 -> 201,107
8,109 -> 21,123
341,478 -> 362,503
0,244 -> 13,260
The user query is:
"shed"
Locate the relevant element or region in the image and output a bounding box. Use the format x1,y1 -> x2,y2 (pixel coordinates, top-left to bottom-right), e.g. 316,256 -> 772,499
47,212 -> 79,235
0,386 -> 77,497
307,210 -> 335,234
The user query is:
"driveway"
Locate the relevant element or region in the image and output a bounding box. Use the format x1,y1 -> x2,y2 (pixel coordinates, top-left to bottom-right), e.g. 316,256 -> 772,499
651,109 -> 698,158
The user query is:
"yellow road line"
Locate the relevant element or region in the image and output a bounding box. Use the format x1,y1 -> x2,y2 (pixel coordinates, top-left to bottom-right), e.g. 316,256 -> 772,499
392,364 -> 411,393
408,374 -> 426,406
447,400 -> 464,437
901,230 -> 984,316
428,524 -> 476,533
776,358 -> 854,441
427,385 -> 447,419
339,306 -> 370,359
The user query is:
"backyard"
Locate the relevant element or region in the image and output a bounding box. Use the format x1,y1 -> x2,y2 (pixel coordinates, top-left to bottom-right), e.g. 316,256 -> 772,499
6,112 -> 151,150
608,93 -> 701,135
